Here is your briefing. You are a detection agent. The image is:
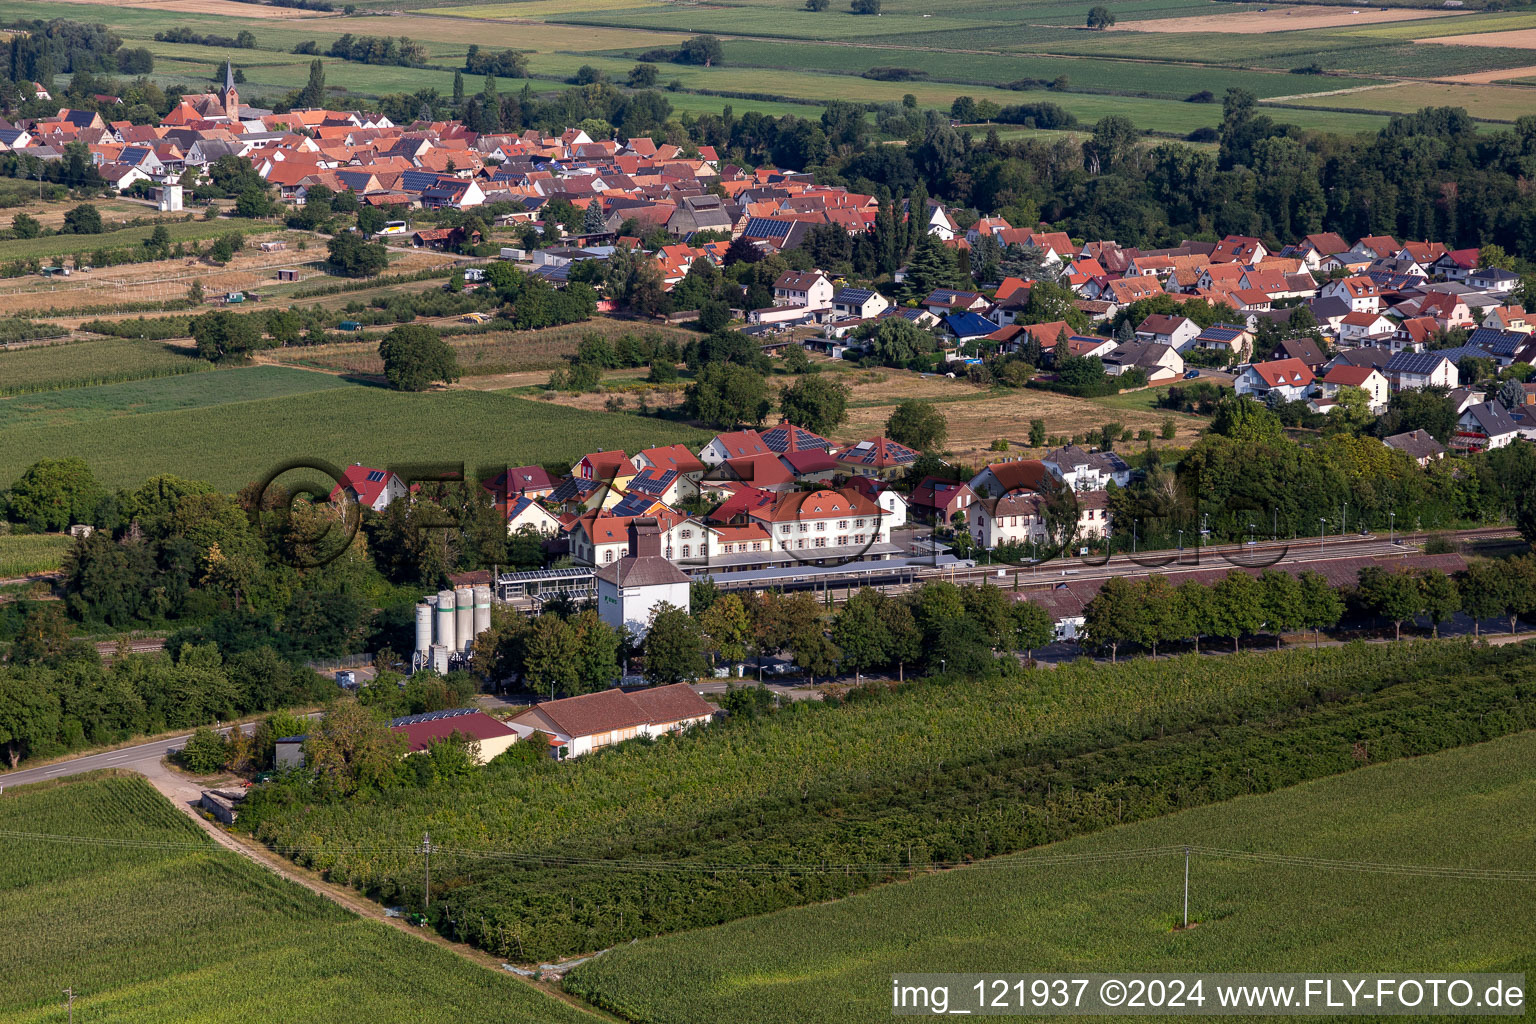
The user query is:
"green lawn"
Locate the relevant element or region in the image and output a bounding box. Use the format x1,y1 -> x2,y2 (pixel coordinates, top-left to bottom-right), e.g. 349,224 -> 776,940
0,774 -> 598,1024
0,376 -> 711,491
566,729 -> 1536,1024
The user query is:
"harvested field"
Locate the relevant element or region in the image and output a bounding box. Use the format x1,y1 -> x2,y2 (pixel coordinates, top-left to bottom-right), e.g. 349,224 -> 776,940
1418,27 -> 1536,48
1438,63 -> 1536,82
832,374 -> 1201,462
1116,5 -> 1455,33
506,366 -> 1202,463
45,0 -> 331,16
269,320 -> 697,377
1286,80 -> 1536,119
0,247 -> 454,315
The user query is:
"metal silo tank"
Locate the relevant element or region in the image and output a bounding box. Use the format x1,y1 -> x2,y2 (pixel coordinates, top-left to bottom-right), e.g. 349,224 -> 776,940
455,586 -> 473,651
414,601 -> 432,655
436,589 -> 455,649
473,585 -> 492,639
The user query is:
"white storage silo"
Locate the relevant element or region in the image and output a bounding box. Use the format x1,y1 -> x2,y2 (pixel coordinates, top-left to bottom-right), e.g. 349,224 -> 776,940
473,585 -> 491,640
414,601 -> 432,656
435,589 -> 455,649
455,587 -> 473,651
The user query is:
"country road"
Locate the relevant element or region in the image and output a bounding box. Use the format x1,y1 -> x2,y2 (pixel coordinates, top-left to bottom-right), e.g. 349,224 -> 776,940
0,716 -> 312,789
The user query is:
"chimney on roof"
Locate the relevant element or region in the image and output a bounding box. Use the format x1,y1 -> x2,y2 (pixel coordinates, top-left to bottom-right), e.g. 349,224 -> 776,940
629,517 -> 662,558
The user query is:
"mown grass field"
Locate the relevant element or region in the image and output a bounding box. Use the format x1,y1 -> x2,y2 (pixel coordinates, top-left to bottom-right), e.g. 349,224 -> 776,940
566,729 -> 1536,1024
0,376 -> 710,490
0,533 -> 74,577
0,774 -> 597,1023
0,338 -> 207,396
0,365 -> 348,430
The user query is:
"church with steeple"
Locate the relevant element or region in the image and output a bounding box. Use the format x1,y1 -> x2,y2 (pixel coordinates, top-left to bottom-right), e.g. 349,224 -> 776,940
167,61 -> 266,124
222,61 -> 239,122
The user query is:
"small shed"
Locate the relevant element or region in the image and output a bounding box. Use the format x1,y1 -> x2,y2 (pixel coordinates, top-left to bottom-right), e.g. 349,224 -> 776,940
276,268 -> 300,282
338,320 -> 364,332
275,735 -> 306,768
259,241 -> 287,252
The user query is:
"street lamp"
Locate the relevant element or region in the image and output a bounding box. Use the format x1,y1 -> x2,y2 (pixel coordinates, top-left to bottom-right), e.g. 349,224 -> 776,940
1177,528 -> 1183,557
1342,500 -> 1349,537
1388,510 -> 1396,545
1248,521 -> 1256,547
1318,517 -> 1326,552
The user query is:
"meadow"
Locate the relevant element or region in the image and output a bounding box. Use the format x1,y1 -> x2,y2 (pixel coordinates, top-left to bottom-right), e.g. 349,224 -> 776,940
0,774 -> 598,1023
242,640 -> 1536,963
0,377 -> 711,490
0,338 -> 207,396
0,533 -> 74,577
566,729 -> 1536,1024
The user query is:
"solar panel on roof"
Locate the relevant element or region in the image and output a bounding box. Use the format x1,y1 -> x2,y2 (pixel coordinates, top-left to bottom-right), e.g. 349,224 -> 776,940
366,470 -> 385,482
389,707 -> 479,728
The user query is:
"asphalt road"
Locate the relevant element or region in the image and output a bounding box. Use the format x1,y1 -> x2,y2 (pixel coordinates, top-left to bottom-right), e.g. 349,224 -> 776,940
0,733 -> 194,788
0,716 -> 318,790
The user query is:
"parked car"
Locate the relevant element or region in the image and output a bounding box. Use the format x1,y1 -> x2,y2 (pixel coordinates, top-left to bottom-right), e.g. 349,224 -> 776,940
1183,369 -> 1200,379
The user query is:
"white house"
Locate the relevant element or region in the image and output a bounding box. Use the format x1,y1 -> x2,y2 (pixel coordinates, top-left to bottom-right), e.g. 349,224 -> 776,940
330,464 -> 409,512
772,270 -> 834,311
698,429 -> 770,466
1134,314 -> 1200,351
1316,365 -> 1390,412
1319,275 -> 1382,314
1337,311 -> 1396,344
1385,351 -> 1458,392
1234,358 -> 1315,403
506,495 -> 561,536
831,287 -> 889,320
1455,401 -> 1521,451
1042,446 -> 1132,491
594,518 -> 691,638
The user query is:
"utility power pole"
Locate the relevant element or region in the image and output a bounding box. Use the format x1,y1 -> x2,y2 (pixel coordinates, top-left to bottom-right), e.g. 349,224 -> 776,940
1182,846 -> 1190,929
64,988 -> 74,1024
422,832 -> 432,910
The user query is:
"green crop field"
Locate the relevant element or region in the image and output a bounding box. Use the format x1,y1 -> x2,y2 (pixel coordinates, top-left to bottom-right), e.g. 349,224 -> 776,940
0,365 -> 349,430
703,40 -> 1383,99
241,640 -> 1536,964
0,533 -> 74,577
0,338 -> 208,396
0,377 -> 711,491
0,774 -> 597,1023
0,219 -> 276,263
566,729 -> 1536,1024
